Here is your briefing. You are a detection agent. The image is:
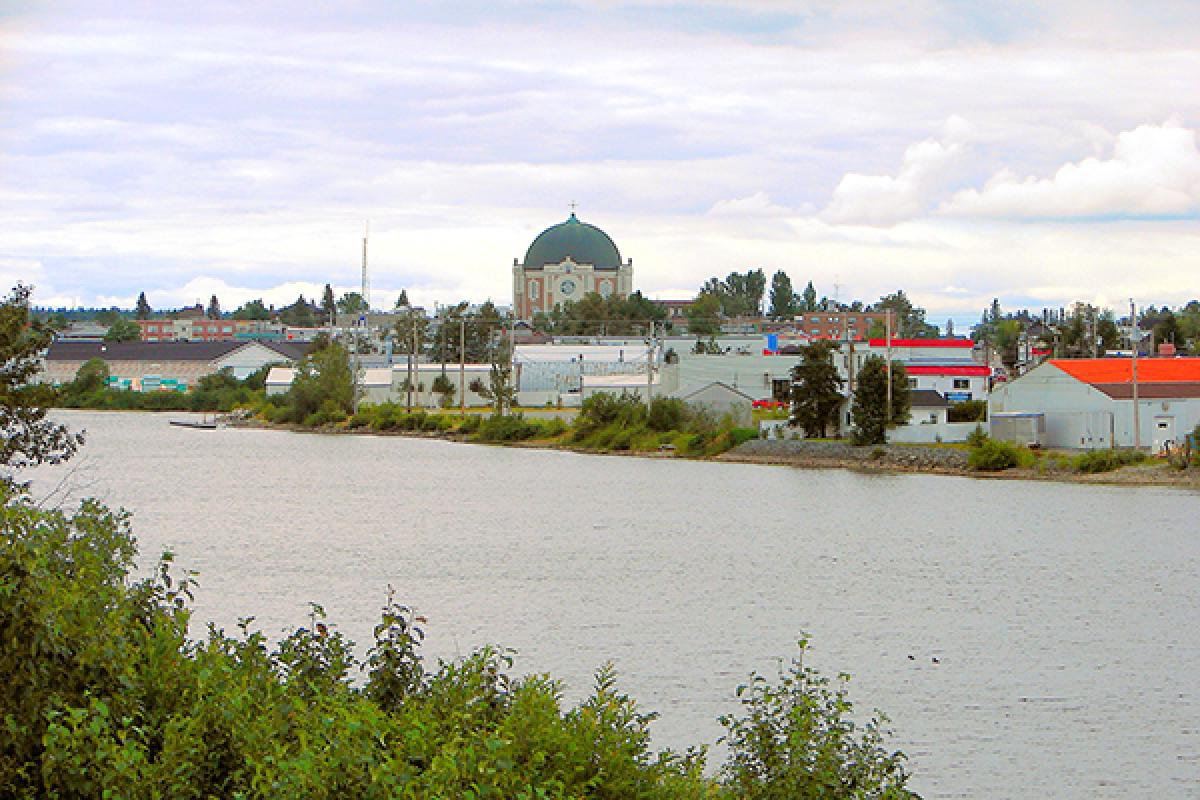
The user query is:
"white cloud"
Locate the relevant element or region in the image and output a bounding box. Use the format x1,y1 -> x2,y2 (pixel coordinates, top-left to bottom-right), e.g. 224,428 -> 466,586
2,4 -> 1200,322
707,192 -> 793,217
942,122 -> 1200,219
821,117 -> 973,226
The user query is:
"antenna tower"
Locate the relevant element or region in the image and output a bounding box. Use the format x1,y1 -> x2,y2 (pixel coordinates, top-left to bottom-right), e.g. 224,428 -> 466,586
360,221 -> 370,326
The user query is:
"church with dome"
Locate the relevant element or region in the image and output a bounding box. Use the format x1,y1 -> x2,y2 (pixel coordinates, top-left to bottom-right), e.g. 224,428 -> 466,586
512,212 -> 634,319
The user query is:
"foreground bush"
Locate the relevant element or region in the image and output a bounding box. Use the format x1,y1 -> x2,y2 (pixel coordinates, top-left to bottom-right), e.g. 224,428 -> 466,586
0,484 -> 918,799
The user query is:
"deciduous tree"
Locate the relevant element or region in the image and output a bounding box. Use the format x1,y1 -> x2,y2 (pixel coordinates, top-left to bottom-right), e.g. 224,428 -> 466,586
281,295 -> 317,327
469,340 -> 517,415
285,339 -> 355,421
0,284 -> 84,474
233,298 -> 271,320
103,318 -> 141,342
686,292 -> 721,335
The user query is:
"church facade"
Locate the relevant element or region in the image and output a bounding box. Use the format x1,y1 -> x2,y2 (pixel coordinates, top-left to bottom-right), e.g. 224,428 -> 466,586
512,212 -> 634,319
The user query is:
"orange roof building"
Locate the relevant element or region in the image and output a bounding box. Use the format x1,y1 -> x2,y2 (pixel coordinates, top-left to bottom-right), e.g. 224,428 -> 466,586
989,357 -> 1200,450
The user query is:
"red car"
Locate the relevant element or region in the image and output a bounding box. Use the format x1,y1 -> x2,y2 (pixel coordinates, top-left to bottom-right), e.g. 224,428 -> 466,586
752,399 -> 787,409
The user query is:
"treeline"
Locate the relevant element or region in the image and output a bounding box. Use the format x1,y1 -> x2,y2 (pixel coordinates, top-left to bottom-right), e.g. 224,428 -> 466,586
977,298 -> 1200,363
531,290 -> 666,336
683,269 -> 940,337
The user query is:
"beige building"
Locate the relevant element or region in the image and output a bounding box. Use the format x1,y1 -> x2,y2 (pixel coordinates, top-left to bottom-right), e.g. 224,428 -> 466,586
43,340 -> 306,388
513,213 -> 634,319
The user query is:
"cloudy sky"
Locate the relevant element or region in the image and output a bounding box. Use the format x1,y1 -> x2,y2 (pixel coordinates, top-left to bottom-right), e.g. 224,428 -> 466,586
2,0 -> 1198,326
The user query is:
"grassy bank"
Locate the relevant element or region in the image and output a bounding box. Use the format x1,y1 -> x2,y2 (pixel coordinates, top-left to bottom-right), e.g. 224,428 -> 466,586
255,392 -> 760,460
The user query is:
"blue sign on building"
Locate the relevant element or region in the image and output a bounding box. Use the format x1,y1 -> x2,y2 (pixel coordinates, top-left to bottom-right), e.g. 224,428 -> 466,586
945,391 -> 973,403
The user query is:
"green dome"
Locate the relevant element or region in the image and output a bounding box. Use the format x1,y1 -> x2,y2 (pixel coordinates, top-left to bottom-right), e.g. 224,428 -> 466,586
523,213 -> 622,270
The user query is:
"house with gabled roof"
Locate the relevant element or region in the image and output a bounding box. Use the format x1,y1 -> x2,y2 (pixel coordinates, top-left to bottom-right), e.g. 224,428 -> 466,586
988,358 -> 1200,451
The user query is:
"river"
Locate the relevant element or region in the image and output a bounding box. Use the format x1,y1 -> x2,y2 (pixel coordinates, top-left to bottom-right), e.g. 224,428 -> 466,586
27,411 -> 1200,798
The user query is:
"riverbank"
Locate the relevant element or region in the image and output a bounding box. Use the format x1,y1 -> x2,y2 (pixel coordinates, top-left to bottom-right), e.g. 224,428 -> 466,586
233,415 -> 1200,490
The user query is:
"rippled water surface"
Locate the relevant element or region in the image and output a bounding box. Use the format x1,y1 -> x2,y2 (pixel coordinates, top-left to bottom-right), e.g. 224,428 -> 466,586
30,411 -> 1200,798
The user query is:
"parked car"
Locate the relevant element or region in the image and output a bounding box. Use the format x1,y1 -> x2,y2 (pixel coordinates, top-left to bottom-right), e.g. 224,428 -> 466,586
752,398 -> 787,409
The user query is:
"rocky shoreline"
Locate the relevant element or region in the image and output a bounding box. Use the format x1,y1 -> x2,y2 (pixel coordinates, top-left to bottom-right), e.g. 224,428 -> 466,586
722,438 -> 1200,489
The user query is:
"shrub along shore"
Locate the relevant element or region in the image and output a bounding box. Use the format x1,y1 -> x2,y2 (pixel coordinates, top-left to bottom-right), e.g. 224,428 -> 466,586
252,391 -> 761,460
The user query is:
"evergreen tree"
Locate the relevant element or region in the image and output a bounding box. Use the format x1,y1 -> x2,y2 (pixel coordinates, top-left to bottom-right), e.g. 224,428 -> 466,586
768,270 -> 796,320
850,356 -> 911,445
135,292 -> 152,319
800,281 -> 818,312
321,284 -> 336,326
206,294 -> 221,320
395,289 -> 410,309
789,341 -> 845,437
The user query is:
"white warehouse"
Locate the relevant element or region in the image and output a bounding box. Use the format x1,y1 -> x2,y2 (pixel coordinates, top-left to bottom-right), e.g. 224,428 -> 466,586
988,358 -> 1200,451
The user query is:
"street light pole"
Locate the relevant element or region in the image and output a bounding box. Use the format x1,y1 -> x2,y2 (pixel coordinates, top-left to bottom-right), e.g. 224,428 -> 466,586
1131,298 -> 1140,451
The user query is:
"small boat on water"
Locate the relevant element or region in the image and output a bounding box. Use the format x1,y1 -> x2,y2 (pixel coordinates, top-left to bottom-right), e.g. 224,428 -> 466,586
169,416 -> 219,430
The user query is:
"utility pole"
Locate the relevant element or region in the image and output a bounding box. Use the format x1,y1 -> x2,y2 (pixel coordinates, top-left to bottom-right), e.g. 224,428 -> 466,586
459,316 -> 466,415
645,320 -> 655,409
353,222 -> 369,413
406,312 -> 417,410
1131,298 -> 1140,451
885,308 -> 893,438
843,313 -> 854,393
508,324 -> 517,415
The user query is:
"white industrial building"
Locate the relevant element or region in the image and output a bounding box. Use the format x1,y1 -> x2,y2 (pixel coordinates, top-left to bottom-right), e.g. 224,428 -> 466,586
988,358 -> 1200,451
267,363 -> 496,408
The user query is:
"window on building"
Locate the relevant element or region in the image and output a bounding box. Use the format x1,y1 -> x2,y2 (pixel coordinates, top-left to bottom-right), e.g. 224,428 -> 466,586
908,377 -> 918,388
953,378 -> 969,389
